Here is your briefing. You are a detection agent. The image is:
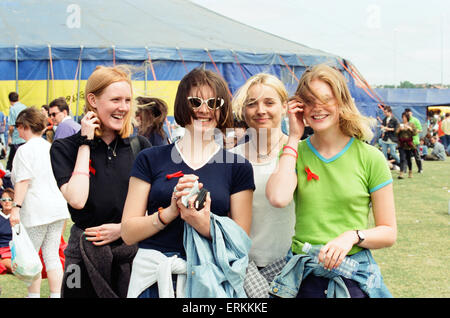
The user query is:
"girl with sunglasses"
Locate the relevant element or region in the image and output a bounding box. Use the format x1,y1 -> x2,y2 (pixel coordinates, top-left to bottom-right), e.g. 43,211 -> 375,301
266,64 -> 396,298
0,188 -> 14,275
122,68 -> 255,298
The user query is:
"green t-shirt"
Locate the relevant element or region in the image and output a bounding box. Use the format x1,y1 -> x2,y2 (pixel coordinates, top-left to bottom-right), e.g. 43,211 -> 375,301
409,116 -> 422,145
292,137 -> 393,255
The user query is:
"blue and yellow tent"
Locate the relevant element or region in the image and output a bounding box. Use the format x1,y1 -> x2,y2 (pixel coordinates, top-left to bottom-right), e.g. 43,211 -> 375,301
0,0 -> 380,123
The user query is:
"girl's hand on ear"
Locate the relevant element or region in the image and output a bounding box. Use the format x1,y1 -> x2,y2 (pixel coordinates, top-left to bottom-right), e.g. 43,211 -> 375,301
81,111 -> 100,140
287,97 -> 305,140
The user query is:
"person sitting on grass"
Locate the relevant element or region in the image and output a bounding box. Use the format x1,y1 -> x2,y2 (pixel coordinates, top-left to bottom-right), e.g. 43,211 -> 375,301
424,135 -> 446,161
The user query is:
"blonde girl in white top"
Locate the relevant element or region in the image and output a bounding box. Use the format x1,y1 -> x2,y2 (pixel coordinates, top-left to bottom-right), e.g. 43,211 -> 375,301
231,74 -> 295,281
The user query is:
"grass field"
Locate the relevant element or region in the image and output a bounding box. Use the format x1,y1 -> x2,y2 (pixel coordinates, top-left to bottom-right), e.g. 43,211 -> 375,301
0,158 -> 449,298
370,159 -> 450,298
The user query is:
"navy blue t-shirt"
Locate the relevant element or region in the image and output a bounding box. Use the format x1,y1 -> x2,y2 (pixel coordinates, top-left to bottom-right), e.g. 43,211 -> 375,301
130,143 -> 255,256
0,212 -> 12,248
148,132 -> 168,146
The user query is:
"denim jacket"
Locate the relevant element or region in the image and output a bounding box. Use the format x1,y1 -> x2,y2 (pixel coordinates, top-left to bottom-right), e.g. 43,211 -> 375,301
183,213 -> 251,298
269,248 -> 392,298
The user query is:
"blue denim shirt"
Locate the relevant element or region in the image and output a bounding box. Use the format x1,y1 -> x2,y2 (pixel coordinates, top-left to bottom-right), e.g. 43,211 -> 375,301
269,248 -> 392,298
183,213 -> 251,298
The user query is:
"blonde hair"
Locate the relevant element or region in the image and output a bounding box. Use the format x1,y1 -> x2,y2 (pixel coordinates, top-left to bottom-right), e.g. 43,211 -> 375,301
232,73 -> 288,122
296,64 -> 375,141
84,65 -> 134,138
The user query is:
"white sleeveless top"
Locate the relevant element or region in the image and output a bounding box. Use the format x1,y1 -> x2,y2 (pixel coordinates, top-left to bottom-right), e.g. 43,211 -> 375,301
230,143 -> 295,267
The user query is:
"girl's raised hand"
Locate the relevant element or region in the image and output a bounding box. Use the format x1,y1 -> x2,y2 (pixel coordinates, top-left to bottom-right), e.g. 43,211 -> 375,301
287,97 -> 305,140
80,111 -> 101,140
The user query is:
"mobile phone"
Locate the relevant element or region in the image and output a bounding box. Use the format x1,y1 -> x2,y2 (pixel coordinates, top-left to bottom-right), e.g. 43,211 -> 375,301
194,188 -> 208,211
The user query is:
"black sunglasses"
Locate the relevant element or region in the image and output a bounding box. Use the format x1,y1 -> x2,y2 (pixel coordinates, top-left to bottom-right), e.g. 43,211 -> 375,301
49,111 -> 61,117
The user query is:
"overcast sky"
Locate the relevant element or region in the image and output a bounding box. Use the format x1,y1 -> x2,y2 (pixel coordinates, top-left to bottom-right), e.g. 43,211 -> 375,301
190,0 -> 449,86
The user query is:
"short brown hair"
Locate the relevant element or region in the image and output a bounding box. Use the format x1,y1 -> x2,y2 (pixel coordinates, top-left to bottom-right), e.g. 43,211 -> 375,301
16,107 -> 46,134
49,97 -> 70,114
1,188 -> 14,199
174,68 -> 232,133
8,92 -> 19,103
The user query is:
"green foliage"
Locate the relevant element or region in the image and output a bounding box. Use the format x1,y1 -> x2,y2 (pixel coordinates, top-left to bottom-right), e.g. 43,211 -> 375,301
399,80 -> 416,88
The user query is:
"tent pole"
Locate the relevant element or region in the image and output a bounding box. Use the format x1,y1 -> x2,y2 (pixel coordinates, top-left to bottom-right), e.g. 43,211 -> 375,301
75,46 -> 84,121
112,45 -> 116,66
176,47 -> 189,74
46,61 -> 49,104
144,46 -> 148,95
278,54 -> 299,83
76,58 -> 83,121
14,45 -> 19,93
292,66 -> 295,85
144,66 -> 148,95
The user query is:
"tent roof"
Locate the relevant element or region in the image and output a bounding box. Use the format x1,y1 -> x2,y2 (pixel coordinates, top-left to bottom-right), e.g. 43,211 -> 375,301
0,0 -> 341,65
374,88 -> 450,107
374,88 -> 450,123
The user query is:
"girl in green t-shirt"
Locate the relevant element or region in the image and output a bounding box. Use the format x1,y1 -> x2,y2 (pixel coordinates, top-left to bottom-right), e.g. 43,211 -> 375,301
266,64 -> 397,298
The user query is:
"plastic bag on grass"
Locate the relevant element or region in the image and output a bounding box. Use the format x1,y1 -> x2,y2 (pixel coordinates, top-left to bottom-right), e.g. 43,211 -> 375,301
9,224 -> 42,284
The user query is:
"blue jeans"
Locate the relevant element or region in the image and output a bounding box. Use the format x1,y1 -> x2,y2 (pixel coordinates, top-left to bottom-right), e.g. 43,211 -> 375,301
441,134 -> 450,150
380,140 -> 400,164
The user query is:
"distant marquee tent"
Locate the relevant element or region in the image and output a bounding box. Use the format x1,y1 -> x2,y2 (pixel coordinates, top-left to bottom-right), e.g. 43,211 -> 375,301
0,0 -> 382,126
374,88 -> 450,123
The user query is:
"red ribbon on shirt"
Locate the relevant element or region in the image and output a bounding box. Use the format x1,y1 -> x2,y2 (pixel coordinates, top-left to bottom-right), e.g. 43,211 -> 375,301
89,159 -> 96,176
305,166 -> 319,181
166,171 -> 184,179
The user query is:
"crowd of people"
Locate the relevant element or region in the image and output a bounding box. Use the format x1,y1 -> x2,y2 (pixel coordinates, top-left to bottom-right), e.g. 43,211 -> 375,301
0,62 -> 445,299
377,105 -> 449,179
